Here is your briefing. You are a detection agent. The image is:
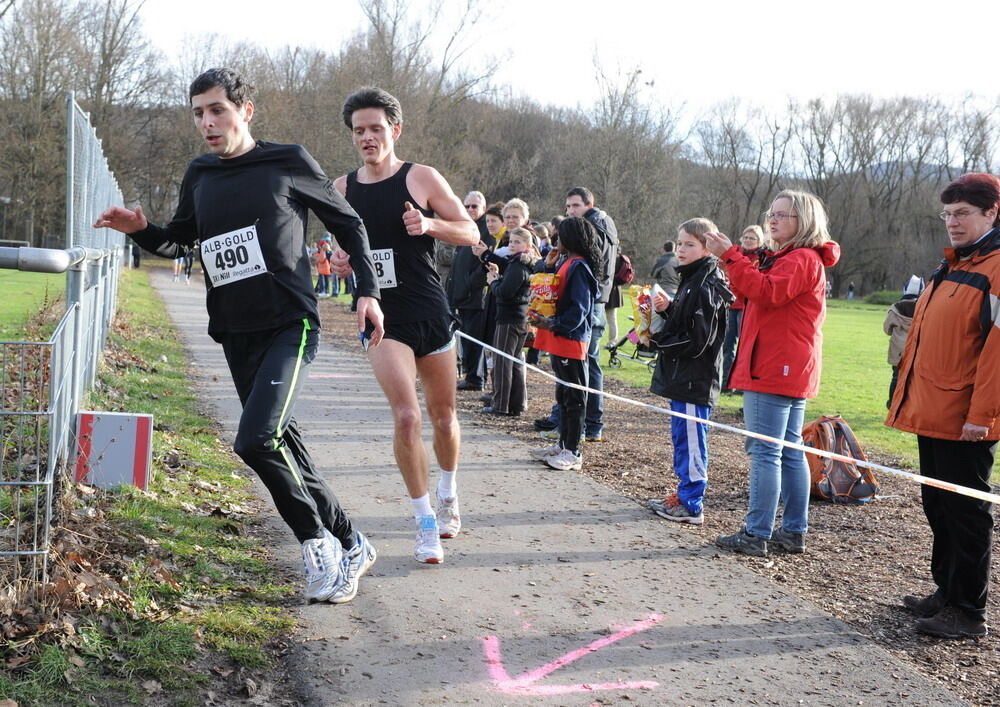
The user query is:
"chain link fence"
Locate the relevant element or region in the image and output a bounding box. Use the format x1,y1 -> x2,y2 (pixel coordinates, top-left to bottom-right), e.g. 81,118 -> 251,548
0,93 -> 125,604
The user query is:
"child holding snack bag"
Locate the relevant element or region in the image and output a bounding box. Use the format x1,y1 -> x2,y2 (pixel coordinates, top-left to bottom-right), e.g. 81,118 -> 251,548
647,218 -> 733,524
528,217 -> 602,471
483,228 -> 541,416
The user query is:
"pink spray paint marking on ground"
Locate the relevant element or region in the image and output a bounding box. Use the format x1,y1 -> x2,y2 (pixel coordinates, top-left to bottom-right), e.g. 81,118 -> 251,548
481,614 -> 663,696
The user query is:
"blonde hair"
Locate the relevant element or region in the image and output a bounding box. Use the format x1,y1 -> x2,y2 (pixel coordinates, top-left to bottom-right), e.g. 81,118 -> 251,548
770,189 -> 830,249
677,217 -> 718,245
503,198 -> 529,220
508,227 -> 540,258
741,225 -> 764,243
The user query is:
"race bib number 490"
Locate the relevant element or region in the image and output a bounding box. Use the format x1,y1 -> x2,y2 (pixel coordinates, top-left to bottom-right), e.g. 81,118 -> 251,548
371,248 -> 397,288
200,225 -> 266,288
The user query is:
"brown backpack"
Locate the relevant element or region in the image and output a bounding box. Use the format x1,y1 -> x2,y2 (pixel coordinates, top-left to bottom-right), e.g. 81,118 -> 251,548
801,415 -> 879,503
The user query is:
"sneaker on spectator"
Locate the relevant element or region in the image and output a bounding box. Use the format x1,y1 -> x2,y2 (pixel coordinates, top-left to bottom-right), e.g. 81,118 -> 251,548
771,527 -> 806,553
530,443 -> 562,461
916,606 -> 988,639
301,529 -> 344,602
715,528 -> 768,557
329,531 -> 377,604
902,592 -> 945,618
479,392 -> 493,404
436,493 -> 461,538
648,497 -> 703,525
414,515 -> 444,564
540,428 -> 586,443
585,432 -> 604,443
533,417 -> 558,432
545,448 -> 583,471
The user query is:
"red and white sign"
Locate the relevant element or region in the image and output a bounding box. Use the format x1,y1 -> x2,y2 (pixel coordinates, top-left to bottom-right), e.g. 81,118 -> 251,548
74,411 -> 153,490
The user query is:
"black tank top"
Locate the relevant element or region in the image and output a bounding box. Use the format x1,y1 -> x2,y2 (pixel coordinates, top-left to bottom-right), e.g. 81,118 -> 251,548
345,163 -> 449,325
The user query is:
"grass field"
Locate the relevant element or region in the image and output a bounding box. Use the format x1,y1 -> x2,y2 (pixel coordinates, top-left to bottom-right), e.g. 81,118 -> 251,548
0,270 -> 64,337
603,298 -> 921,467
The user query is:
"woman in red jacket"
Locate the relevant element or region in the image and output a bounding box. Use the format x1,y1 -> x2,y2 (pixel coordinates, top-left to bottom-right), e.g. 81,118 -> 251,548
705,190 -> 840,557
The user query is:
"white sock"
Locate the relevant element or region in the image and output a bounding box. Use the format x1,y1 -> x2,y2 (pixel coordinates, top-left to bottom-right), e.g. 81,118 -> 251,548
437,469 -> 457,499
410,494 -> 434,520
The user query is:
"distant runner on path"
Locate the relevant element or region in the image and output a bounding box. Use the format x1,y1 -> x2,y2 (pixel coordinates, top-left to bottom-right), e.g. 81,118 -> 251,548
94,68 -> 384,605
332,87 -> 478,565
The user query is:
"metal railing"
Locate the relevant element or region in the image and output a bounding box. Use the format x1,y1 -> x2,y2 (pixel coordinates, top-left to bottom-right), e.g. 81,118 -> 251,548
0,93 -> 124,603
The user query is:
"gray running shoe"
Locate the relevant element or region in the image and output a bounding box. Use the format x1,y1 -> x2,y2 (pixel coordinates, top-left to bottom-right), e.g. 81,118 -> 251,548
302,529 -> 344,602
329,531 -> 377,604
715,528 -> 768,557
530,443 -> 562,461
771,527 -> 806,553
648,498 -> 703,525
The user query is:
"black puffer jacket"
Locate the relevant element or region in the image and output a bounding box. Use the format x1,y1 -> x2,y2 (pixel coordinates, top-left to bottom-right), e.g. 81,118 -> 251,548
650,256 -> 734,407
489,252 -> 538,324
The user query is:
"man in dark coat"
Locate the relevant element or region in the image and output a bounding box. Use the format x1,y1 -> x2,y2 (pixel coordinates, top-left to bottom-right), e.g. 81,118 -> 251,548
446,190 -> 493,390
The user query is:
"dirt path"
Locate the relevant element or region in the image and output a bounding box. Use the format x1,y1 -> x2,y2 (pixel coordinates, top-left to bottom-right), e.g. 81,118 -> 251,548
153,273 -> 971,706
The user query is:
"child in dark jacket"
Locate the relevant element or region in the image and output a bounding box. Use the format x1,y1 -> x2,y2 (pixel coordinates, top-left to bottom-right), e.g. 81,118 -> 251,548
528,217 -> 602,471
648,218 -> 734,524
483,228 -> 540,415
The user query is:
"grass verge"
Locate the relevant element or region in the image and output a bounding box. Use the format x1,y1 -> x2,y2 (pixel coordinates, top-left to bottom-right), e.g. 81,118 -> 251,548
0,267 -> 297,705
603,298 -> 921,468
0,271 -> 65,339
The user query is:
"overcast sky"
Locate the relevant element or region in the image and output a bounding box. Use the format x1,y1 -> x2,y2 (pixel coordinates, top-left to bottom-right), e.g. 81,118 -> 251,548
139,0 -> 999,116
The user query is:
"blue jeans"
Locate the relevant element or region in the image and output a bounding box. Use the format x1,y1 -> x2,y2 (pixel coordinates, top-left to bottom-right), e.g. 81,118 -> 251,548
742,391 -> 809,538
585,307 -> 606,437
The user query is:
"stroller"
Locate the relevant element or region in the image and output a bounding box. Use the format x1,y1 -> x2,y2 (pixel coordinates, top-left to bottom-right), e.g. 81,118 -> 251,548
606,323 -> 658,372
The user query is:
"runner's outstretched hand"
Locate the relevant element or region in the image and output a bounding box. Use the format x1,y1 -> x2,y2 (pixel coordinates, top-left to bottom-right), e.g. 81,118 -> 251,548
356,296 -> 384,348
93,205 -> 147,234
402,201 -> 428,236
330,248 -> 353,277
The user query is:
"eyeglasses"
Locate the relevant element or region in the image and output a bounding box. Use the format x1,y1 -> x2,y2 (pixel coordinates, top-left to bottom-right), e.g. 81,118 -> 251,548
938,208 -> 983,221
464,203 -> 482,210
764,211 -> 798,221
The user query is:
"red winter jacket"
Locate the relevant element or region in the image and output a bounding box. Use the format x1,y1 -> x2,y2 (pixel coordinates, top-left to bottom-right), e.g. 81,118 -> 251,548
720,241 -> 841,399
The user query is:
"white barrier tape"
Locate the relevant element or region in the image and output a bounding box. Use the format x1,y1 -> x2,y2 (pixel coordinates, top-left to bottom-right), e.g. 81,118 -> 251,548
456,330 -> 1000,505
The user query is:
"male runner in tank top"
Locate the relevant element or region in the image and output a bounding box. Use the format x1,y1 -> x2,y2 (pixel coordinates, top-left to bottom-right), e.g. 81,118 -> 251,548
94,68 -> 384,605
331,87 -> 478,565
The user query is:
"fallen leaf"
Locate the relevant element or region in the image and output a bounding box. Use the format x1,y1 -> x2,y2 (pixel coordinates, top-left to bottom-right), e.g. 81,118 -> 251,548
141,679 -> 162,694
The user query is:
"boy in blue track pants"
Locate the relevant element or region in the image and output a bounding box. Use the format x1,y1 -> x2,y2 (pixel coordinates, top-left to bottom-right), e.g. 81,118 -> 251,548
647,218 -> 733,524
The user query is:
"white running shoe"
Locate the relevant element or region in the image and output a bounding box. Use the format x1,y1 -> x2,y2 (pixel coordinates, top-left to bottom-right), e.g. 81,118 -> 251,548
302,529 -> 344,602
414,515 -> 444,564
530,443 -> 563,461
329,530 -> 377,604
545,448 -> 583,471
436,494 -> 461,539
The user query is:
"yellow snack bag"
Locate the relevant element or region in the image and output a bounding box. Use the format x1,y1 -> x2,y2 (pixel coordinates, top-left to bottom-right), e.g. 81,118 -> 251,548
529,272 -> 559,317
628,285 -> 653,344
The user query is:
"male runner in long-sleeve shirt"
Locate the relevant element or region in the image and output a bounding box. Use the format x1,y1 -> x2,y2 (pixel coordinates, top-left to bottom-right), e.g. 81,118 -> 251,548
94,68 -> 383,605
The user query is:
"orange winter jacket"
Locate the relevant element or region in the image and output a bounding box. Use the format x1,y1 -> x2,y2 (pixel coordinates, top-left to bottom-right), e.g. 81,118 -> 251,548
886,229 -> 1000,441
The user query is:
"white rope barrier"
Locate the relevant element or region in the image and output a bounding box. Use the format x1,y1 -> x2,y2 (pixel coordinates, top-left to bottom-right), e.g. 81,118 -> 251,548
456,330 -> 1000,505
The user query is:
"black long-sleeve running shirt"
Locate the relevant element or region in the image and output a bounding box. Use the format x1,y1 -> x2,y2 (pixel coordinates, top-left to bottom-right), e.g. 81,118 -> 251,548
130,141 -> 380,339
